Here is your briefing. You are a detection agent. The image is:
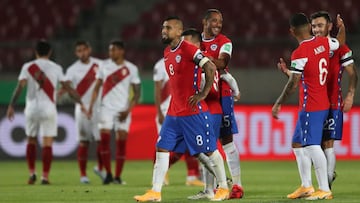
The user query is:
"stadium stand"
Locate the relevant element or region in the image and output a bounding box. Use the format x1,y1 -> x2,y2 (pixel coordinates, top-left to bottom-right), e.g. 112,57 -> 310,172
0,0 -> 359,72
120,0 -> 359,69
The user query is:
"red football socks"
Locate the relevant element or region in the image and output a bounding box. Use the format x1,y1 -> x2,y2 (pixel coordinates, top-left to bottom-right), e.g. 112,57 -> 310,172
26,143 -> 36,175
42,146 -> 52,179
100,132 -> 111,173
77,145 -> 88,176
115,139 -> 126,178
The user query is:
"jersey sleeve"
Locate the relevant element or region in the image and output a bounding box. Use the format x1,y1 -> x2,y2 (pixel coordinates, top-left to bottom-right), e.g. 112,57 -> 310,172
339,45 -> 354,66
57,65 -> 66,82
130,65 -> 141,84
219,42 -> 233,57
64,66 -> 74,82
96,65 -> 105,80
18,63 -> 29,81
290,49 -> 307,74
153,59 -> 166,81
328,37 -> 339,51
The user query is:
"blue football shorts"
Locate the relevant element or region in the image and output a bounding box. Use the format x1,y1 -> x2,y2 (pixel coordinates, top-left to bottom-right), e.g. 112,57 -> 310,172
292,110 -> 329,146
157,111 -> 217,156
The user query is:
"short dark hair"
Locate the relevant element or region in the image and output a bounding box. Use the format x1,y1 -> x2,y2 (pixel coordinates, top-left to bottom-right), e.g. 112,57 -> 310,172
203,9 -> 221,20
165,15 -> 181,21
310,11 -> 332,23
181,28 -> 202,43
110,39 -> 125,49
35,39 -> 51,56
75,40 -> 90,47
289,13 -> 309,27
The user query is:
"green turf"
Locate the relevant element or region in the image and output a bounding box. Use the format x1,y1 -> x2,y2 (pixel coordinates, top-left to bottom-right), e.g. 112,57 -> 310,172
0,160 -> 359,202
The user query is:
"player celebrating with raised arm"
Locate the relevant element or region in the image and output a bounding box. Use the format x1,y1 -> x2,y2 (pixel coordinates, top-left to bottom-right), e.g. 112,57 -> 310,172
63,40 -> 104,184
88,40 -> 141,184
6,40 -> 87,185
200,9 -> 244,199
134,16 -> 229,202
272,13 -> 339,200
310,11 -> 357,189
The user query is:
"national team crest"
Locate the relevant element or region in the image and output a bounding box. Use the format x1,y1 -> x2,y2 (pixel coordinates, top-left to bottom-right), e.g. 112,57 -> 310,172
175,55 -> 181,63
329,51 -> 334,58
210,44 -> 217,51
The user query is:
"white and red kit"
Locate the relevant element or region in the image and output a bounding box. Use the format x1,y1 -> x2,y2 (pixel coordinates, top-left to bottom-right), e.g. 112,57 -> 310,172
19,58 -> 65,137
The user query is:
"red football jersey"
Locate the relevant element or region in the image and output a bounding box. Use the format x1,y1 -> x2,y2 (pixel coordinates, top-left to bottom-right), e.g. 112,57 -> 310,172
201,33 -> 233,97
164,39 -> 209,116
290,36 -> 331,112
328,44 -> 354,110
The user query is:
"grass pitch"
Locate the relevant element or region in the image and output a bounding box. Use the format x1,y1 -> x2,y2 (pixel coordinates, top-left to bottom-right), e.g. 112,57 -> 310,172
0,160 -> 359,203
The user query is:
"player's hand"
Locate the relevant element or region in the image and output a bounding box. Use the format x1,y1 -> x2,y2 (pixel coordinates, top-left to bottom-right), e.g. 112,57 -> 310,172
272,103 -> 281,119
336,14 -> 345,28
158,112 -> 165,124
87,107 -> 93,120
342,93 -> 354,113
119,110 -> 129,122
188,93 -> 206,108
57,87 -> 67,98
277,58 -> 289,76
6,105 -> 15,121
80,104 -> 88,116
234,93 -> 241,102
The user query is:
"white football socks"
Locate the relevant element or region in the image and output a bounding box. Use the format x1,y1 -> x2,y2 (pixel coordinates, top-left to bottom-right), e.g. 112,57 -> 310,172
208,149 -> 228,189
223,142 -> 242,186
152,152 -> 170,192
324,148 -> 336,183
304,145 -> 330,192
293,147 -> 312,187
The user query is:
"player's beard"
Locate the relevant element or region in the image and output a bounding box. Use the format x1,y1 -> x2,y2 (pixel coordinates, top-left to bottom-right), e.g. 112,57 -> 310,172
161,37 -> 172,45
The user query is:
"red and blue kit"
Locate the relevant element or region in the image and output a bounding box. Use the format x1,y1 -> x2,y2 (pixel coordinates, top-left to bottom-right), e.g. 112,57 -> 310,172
290,36 -> 338,146
158,40 -> 216,155
201,33 -> 238,136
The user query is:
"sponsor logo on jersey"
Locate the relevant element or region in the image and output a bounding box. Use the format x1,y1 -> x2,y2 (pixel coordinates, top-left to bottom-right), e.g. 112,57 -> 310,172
210,44 -> 217,51
175,55 -> 181,63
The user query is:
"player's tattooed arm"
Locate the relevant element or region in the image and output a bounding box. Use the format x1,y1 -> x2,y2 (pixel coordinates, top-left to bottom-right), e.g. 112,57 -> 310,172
343,63 -> 358,112
188,60 -> 216,107
272,73 -> 300,119
7,79 -> 27,121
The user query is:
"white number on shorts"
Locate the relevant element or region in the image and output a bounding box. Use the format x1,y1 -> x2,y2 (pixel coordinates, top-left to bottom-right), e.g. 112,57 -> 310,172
222,115 -> 231,127
319,58 -> 328,86
324,118 -> 335,131
196,135 -> 203,146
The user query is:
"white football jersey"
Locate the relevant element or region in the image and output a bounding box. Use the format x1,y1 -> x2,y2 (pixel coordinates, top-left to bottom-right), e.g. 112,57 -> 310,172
18,58 -> 64,113
153,58 -> 170,115
65,57 -> 102,108
96,59 -> 141,112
